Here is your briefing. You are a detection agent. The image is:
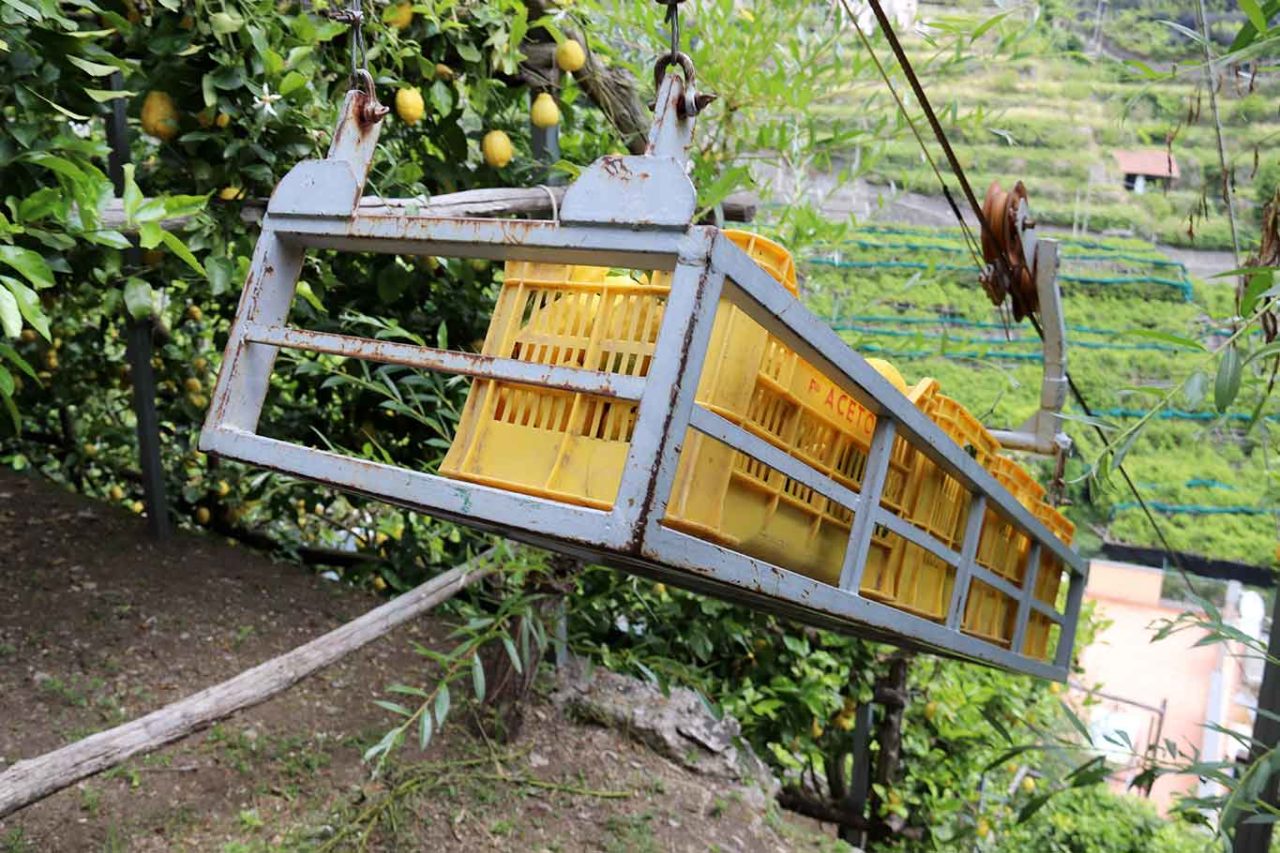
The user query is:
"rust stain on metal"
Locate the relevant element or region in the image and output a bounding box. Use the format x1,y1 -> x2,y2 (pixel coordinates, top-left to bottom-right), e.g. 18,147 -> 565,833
600,156 -> 632,180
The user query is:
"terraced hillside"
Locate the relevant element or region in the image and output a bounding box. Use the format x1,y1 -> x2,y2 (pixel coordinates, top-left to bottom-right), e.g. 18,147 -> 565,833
799,225 -> 1273,566
818,11 -> 1279,250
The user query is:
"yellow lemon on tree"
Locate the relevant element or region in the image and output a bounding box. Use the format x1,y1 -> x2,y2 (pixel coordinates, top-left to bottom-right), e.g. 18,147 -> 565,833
435,63 -> 455,80
385,2 -> 412,29
924,700 -> 938,721
531,92 -> 560,129
218,186 -> 241,201
195,507 -> 211,525
83,442 -> 99,458
140,91 -> 179,141
215,480 -> 231,498
976,818 -> 991,838
482,130 -> 513,168
184,377 -> 202,393
186,304 -> 203,322
395,87 -> 425,125
215,112 -> 231,129
108,485 -> 125,501
556,38 -> 586,73
810,718 -> 824,739
1020,776 -> 1036,794
373,576 -> 388,592
131,500 -> 145,514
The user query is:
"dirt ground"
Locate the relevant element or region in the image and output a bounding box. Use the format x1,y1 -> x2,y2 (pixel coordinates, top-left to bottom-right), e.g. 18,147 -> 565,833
0,468 -> 847,852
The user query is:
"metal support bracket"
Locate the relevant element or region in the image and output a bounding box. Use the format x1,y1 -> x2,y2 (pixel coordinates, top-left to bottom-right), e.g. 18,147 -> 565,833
990,238 -> 1072,458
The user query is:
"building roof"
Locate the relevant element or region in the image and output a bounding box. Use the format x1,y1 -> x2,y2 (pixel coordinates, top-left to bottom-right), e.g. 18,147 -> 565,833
1112,148 -> 1181,179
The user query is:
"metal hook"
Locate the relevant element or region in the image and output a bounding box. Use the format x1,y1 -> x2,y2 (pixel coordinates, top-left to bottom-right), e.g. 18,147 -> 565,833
652,52 -> 715,117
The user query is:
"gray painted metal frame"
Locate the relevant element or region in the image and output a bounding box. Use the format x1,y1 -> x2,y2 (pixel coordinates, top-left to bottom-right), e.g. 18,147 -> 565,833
201,76 -> 1087,681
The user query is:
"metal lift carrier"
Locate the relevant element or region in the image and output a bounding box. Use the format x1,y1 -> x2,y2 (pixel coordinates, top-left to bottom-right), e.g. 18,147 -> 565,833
200,68 -> 1087,681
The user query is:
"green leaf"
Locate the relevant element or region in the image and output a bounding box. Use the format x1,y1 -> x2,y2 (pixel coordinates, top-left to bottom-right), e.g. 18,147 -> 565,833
970,11 -> 1009,40
1215,344 -> 1242,413
373,699 -> 412,717
1241,0 -> 1270,36
123,278 -> 154,320
434,683 -> 451,728
21,87 -> 89,121
0,365 -> 13,397
1121,328 -> 1205,351
1241,268 -> 1277,317
84,88 -> 135,103
502,635 -> 523,675
65,55 -> 118,77
0,345 -> 37,381
122,164 -> 142,222
279,71 -> 307,97
1,277 -> 50,339
418,707 -> 433,749
210,10 -> 245,34
84,230 -> 133,250
0,246 -> 54,289
207,256 -> 234,296
472,652 -> 486,702
1243,341 -> 1280,367
161,230 -> 205,276
0,288 -> 21,339
138,221 -> 163,250
1059,699 -> 1093,745
1123,59 -> 1165,80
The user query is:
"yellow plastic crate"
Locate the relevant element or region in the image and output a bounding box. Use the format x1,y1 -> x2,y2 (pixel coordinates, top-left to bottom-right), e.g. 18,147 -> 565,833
1024,503 -> 1075,660
441,230 -> 1057,648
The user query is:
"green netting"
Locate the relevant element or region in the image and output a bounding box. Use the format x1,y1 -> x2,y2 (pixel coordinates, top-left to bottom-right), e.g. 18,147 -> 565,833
836,323 -> 1185,353
807,257 -> 1194,301
1111,501 -> 1278,516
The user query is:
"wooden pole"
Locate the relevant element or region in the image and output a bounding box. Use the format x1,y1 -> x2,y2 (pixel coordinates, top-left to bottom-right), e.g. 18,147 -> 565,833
0,555 -> 494,819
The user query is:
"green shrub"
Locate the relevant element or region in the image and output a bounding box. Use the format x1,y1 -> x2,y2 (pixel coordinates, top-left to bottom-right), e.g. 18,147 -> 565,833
998,786 -> 1209,853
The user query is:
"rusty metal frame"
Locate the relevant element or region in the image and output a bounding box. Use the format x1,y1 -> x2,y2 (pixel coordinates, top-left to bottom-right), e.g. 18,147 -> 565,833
201,76 -> 1087,681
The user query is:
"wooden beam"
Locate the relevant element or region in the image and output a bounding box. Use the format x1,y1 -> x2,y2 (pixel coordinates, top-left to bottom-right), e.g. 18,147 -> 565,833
0,552 -> 496,819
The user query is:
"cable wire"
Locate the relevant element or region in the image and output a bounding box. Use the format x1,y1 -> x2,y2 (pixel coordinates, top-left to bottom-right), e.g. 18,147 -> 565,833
847,0 -> 1202,584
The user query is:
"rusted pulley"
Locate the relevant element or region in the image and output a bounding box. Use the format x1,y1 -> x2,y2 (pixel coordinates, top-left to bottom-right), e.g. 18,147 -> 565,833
979,180 -> 1038,321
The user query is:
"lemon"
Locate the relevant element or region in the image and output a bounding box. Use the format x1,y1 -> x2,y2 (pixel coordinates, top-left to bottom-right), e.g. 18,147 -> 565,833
1048,682 -> 1062,695
373,576 -> 388,592
395,87 -> 425,125
810,718 -> 824,739
83,443 -> 99,458
866,357 -> 908,393
195,507 -> 211,525
193,356 -> 208,372
924,700 -> 938,721
218,186 -> 241,201
184,377 -> 201,393
653,582 -> 667,597
216,480 -> 231,497
186,305 -> 203,322
108,485 -> 125,501
215,112 -> 231,129
530,92 -> 560,129
836,712 -> 855,731
556,38 -> 586,73
976,818 -> 990,838
385,2 -> 412,29
1020,776 -> 1036,793
19,329 -> 37,343
482,130 -> 513,168
140,91 -> 179,141
44,351 -> 58,370
435,63 -> 455,80
131,500 -> 145,514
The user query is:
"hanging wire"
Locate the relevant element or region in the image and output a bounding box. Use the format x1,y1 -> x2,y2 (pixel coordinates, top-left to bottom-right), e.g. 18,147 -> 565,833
839,0 -> 1197,582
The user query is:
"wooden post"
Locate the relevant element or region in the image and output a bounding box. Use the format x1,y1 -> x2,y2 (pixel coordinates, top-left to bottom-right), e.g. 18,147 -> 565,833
105,71 -> 170,539
0,555 -> 493,818
1233,590 -> 1280,852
